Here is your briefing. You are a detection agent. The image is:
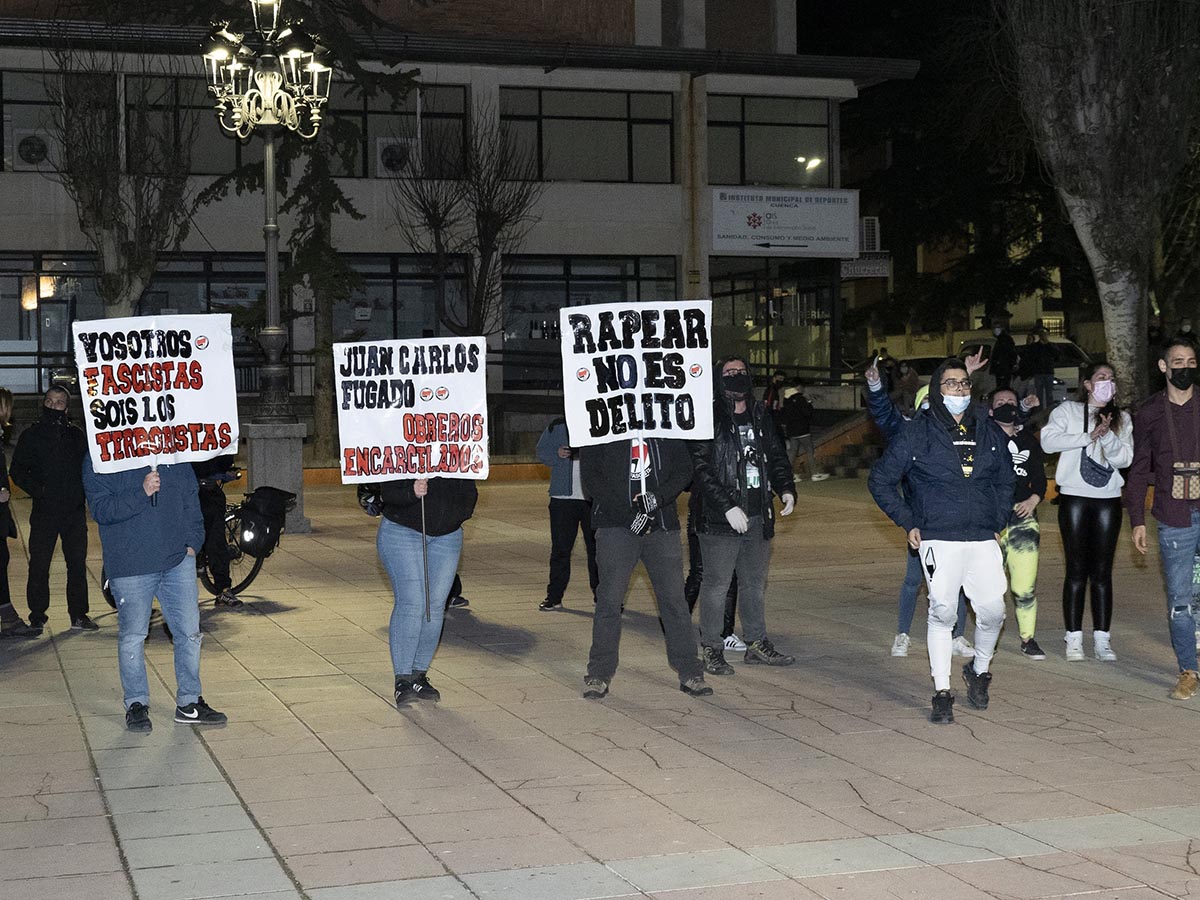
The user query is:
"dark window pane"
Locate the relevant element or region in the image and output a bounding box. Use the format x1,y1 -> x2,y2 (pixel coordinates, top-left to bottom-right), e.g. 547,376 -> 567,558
744,124 -> 828,186
179,77 -> 210,107
509,258 -> 566,277
639,257 -> 676,279
3,71 -> 49,102
630,92 -> 672,120
421,85 -> 465,114
422,118 -> 464,178
707,94 -> 741,121
126,75 -> 174,108
744,96 -> 827,124
329,81 -> 365,110
543,119 -> 627,180
499,88 -> 538,116
501,119 -> 538,170
571,259 -> 635,278
707,124 -> 741,185
631,122 -> 671,183
541,90 -> 626,119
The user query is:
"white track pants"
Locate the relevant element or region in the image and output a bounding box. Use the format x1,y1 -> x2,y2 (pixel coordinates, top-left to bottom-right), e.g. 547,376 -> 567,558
918,539 -> 1007,690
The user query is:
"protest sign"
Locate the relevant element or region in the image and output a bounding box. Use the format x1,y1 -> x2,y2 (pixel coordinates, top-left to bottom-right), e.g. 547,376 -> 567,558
73,314 -> 239,474
560,300 -> 713,447
335,336 -> 488,483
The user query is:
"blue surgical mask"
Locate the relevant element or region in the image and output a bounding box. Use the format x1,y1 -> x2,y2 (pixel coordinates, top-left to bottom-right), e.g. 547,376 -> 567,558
943,395 -> 972,415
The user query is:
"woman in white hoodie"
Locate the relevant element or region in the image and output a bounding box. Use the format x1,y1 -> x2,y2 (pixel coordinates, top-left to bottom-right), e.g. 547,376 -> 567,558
1040,364 -> 1134,661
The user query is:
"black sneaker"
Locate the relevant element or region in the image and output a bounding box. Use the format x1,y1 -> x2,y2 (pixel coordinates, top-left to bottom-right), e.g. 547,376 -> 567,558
214,590 -> 243,608
411,670 -> 441,702
702,645 -> 735,676
930,690 -> 954,725
582,677 -> 608,699
446,595 -> 470,609
71,615 -> 99,631
394,677 -> 417,706
0,619 -> 41,638
1019,638 -> 1046,660
125,703 -> 152,733
744,638 -> 795,666
679,675 -> 713,696
174,697 -> 227,725
962,662 -> 992,710
538,598 -> 563,611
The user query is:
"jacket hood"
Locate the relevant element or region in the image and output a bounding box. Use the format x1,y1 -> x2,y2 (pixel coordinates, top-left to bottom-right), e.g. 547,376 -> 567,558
927,358 -> 970,419
781,386 -> 801,400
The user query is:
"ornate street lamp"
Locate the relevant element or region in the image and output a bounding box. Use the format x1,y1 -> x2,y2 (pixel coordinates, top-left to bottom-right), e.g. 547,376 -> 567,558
201,0 -> 332,420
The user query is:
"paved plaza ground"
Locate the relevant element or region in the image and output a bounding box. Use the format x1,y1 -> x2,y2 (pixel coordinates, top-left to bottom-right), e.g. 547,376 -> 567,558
2,476 -> 1200,900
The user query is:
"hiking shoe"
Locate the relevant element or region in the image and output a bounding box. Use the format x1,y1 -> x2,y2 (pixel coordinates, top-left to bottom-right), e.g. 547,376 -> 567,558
71,614 -> 99,631
1019,638 -> 1046,659
0,619 -> 41,638
395,677 -> 417,706
702,645 -> 735,675
744,638 -> 795,666
891,633 -> 911,657
446,595 -> 470,609
411,670 -> 441,702
214,590 -> 243,608
723,633 -> 747,652
962,662 -> 992,710
538,598 -> 563,611
679,675 -> 713,696
125,703 -> 152,733
951,635 -> 975,658
174,697 -> 227,725
1170,670 -> 1199,701
582,677 -> 608,700
1064,630 -> 1085,661
930,690 -> 954,724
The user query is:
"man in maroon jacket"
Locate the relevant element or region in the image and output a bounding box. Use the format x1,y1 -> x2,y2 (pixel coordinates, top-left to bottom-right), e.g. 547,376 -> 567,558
1127,335 -> 1200,700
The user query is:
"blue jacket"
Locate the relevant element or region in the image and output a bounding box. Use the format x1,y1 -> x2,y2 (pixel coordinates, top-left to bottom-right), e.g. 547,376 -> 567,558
868,405 -> 1014,542
535,419 -> 576,497
83,458 -> 205,578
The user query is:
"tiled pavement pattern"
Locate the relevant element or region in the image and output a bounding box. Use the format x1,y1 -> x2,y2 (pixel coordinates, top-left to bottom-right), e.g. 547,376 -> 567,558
3,478 -> 1200,900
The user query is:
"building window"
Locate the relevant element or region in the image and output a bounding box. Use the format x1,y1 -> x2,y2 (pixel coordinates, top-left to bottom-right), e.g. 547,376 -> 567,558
126,75 -> 244,175
499,88 -> 674,183
335,254 -> 465,339
708,94 -> 830,187
2,71 -> 57,173
501,255 -> 677,388
327,84 -> 467,179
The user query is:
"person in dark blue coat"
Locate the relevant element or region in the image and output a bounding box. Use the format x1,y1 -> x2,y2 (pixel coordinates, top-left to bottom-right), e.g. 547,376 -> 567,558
868,358 -> 1014,725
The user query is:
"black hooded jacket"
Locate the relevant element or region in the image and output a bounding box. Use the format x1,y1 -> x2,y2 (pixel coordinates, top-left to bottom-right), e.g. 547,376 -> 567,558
690,384 -> 796,540
10,408 -> 88,512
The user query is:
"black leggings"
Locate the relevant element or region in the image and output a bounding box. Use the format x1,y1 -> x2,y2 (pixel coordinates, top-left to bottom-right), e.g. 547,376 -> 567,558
1058,494 -> 1122,631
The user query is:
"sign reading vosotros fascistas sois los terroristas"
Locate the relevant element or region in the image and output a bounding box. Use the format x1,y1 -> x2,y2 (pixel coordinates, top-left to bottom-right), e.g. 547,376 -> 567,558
72,314 -> 239,474
335,336 -> 488,483
561,300 -> 713,447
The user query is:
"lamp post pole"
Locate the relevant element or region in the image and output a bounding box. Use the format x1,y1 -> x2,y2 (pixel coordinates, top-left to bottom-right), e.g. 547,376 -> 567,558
257,126 -> 290,421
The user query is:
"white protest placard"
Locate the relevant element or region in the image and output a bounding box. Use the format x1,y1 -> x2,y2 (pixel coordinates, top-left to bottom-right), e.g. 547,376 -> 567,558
712,187 -> 860,257
560,300 -> 713,448
335,336 -> 488,483
73,314 -> 239,474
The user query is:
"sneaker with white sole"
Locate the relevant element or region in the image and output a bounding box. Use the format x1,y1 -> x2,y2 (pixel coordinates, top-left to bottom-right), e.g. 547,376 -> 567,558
1064,630 -> 1085,661
174,697 -> 227,725
891,633 -> 911,657
723,633 -> 747,652
951,635 -> 975,658
811,473 -> 830,482
1092,630 -> 1117,661
1019,638 -> 1047,659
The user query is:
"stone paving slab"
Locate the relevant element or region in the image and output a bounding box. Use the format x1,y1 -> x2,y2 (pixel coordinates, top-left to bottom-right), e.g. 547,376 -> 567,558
3,480 -> 1200,899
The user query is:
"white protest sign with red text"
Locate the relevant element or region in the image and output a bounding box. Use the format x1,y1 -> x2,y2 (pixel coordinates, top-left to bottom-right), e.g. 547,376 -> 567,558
560,300 -> 714,448
335,336 -> 488,483
72,314 -> 239,474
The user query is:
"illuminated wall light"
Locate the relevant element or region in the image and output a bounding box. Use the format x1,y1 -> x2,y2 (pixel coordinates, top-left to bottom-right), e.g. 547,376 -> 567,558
806,158 -> 823,171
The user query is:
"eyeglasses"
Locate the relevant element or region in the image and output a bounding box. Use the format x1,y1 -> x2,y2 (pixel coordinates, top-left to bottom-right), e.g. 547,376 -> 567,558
940,378 -> 972,390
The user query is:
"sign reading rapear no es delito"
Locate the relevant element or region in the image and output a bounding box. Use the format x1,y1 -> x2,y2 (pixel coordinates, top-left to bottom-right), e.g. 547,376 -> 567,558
712,187 -> 860,258
560,300 -> 714,447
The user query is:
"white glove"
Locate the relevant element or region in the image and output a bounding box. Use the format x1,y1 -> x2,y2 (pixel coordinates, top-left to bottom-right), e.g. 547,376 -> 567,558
724,507 -> 750,533
780,493 -> 795,516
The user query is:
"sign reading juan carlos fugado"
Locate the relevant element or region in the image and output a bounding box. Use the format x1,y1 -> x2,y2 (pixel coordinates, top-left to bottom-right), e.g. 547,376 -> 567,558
560,300 -> 714,448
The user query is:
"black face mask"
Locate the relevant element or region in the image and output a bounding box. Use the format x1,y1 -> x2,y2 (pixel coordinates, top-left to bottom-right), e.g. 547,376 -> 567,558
992,404 -> 1021,425
722,373 -> 753,397
1169,367 -> 1197,391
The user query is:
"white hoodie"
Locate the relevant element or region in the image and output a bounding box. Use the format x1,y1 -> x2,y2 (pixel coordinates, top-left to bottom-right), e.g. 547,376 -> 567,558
1040,400 -> 1134,499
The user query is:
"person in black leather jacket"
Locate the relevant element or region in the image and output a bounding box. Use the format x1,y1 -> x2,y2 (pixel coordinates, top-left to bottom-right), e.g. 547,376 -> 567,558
0,388 -> 38,638
690,357 -> 797,674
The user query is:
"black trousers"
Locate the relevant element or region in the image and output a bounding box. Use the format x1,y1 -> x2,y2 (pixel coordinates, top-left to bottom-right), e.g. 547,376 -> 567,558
685,527 -> 739,637
0,534 -> 11,609
546,498 -> 599,603
199,485 -> 232,592
1058,494 -> 1122,631
26,506 -> 89,623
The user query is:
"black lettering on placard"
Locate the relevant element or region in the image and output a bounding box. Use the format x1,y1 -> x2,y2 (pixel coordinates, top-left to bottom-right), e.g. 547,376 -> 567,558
339,345 -> 394,377
641,310 -> 660,348
584,392 -> 697,439
77,329 -> 193,363
593,354 -> 638,394
684,308 -> 708,348
642,352 -> 685,389
569,315 -> 595,354
339,379 -> 416,410
597,312 -> 620,351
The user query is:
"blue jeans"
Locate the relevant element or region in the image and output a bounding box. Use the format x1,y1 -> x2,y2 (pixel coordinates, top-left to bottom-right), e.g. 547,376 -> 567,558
110,553 -> 203,710
1156,511 -> 1200,672
898,547 -> 969,637
378,517 -> 462,676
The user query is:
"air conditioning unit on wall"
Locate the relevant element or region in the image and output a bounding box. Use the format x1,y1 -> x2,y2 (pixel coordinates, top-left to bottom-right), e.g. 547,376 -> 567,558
376,137 -> 420,177
860,216 -> 881,253
11,127 -> 55,171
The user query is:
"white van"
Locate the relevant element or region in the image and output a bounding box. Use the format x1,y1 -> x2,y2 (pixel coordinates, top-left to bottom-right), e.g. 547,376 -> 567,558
958,335 -> 1092,404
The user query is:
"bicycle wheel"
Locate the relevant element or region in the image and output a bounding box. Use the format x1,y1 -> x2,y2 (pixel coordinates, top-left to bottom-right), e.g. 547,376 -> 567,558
199,507 -> 264,596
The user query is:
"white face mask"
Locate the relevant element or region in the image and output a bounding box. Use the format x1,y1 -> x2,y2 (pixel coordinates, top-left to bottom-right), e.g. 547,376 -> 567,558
943,395 -> 972,415
1090,380 -> 1116,404
993,327 -> 1002,336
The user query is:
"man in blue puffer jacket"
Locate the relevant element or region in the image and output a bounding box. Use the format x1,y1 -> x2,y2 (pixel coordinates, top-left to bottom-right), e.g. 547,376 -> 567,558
83,457 -> 227,733
868,358 -> 1013,725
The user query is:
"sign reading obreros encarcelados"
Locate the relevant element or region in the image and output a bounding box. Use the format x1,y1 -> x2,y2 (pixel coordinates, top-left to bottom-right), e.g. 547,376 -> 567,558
334,336 -> 488,483
560,300 -> 714,448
